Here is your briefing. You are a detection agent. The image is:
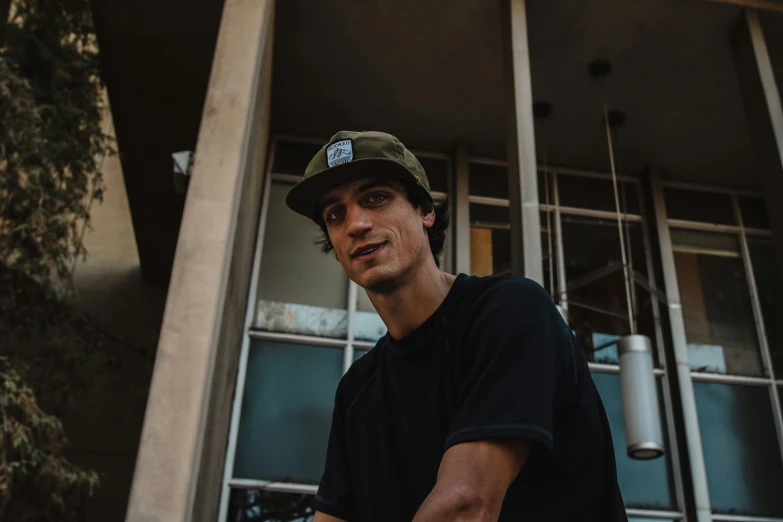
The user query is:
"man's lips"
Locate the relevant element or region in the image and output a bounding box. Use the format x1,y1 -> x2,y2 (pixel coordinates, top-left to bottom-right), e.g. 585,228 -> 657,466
351,242 -> 386,261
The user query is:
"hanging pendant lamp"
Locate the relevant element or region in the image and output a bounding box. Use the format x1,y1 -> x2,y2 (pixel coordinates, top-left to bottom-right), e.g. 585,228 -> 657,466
589,59 -> 664,460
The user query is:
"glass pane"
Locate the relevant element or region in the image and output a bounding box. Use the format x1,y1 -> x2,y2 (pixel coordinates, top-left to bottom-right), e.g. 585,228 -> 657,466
469,203 -> 511,277
671,230 -> 763,376
628,518 -> 675,522
748,238 -> 783,376
739,196 -> 771,229
694,382 -> 783,516
227,489 -> 314,522
557,174 -> 639,214
418,156 -> 448,194
272,140 -> 322,176
355,287 -> 387,343
561,216 -> 656,365
664,187 -> 734,225
233,341 -> 343,484
469,162 -> 507,198
592,373 -> 676,510
255,182 -> 349,337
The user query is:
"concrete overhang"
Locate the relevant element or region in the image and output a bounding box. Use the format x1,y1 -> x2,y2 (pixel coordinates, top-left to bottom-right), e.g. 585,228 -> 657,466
89,0 -> 783,282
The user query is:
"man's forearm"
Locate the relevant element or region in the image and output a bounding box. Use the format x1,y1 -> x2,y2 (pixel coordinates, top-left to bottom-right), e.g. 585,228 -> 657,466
411,484 -> 497,522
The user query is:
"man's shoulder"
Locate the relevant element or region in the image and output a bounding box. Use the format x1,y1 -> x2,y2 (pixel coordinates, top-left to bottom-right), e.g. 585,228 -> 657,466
461,274 -> 553,310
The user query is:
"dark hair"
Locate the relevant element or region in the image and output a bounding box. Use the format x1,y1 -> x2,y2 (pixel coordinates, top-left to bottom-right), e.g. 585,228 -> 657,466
312,180 -> 450,268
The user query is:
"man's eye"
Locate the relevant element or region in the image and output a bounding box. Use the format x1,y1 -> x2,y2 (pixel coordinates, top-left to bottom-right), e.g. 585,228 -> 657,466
326,208 -> 344,222
368,193 -> 387,203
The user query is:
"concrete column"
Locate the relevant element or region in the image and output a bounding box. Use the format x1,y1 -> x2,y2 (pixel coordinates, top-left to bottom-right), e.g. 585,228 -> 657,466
125,1 -> 275,521
650,170 -> 712,522
731,8 -> 783,277
454,142 -> 471,275
503,0 -> 543,283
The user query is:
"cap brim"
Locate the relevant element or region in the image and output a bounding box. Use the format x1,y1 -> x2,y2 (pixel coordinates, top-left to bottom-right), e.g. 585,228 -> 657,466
285,158 -> 420,218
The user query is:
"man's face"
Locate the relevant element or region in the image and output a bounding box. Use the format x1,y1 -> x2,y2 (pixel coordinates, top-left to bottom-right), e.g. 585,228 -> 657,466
318,177 -> 435,291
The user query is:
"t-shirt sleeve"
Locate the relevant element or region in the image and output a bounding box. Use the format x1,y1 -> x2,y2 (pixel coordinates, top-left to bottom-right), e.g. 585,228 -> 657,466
445,278 -> 572,454
313,383 -> 356,521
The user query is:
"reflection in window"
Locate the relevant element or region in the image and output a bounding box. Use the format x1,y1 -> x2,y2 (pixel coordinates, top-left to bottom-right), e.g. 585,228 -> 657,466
557,174 -> 639,215
228,489 -> 314,522
255,182 -> 349,337
418,156 -> 448,193
468,162 -> 507,199
739,196 -> 771,229
561,216 -> 657,364
671,230 -> 762,376
748,238 -> 783,376
694,382 -> 783,516
664,187 -> 735,225
592,373 -> 676,510
469,204 -> 510,277
233,342 -> 343,484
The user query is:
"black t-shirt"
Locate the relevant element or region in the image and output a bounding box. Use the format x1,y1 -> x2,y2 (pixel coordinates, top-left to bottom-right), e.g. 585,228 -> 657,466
313,274 -> 627,521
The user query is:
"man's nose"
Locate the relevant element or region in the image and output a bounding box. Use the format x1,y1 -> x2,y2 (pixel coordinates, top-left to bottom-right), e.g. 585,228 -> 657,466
346,205 -> 373,238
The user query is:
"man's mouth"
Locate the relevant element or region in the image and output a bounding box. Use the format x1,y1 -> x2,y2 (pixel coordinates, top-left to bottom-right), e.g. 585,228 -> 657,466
352,242 -> 386,261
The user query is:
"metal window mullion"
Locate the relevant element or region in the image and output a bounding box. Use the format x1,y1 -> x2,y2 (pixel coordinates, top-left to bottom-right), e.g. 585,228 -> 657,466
651,170 -> 712,522
218,136 -> 277,522
690,372 -> 773,386
589,362 -> 665,376
553,172 -> 569,316
444,153 -> 456,275
638,179 -> 688,515
248,329 -> 349,349
228,478 -> 318,495
626,508 -> 685,520
661,179 -> 764,198
712,515 -> 783,522
344,281 -> 358,374
733,195 -> 783,465
455,143 -> 471,275
666,218 -> 744,234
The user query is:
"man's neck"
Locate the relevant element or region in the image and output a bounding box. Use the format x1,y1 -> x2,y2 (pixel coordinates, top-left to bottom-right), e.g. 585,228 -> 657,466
366,260 -> 457,341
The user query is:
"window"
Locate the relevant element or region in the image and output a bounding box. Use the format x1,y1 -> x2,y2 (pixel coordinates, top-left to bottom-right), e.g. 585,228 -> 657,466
593,373 -> 676,510
561,215 -> 658,365
227,489 -> 315,522
747,237 -> 783,376
694,382 -> 783,516
664,187 -> 734,225
232,341 -> 343,484
671,229 -> 763,376
255,182 -> 349,338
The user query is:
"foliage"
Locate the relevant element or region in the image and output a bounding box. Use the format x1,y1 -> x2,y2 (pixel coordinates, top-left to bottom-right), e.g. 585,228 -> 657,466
0,0 -> 114,519
0,357 -> 99,520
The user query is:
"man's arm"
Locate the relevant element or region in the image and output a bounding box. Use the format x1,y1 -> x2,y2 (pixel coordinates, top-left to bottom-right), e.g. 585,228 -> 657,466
313,511 -> 347,522
412,438 -> 531,522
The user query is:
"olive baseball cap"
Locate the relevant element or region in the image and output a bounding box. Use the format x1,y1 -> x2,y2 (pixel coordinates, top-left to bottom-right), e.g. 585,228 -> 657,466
285,130 -> 432,218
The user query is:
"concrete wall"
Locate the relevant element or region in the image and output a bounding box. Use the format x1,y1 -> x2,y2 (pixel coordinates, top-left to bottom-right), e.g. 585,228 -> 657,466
66,99 -> 167,522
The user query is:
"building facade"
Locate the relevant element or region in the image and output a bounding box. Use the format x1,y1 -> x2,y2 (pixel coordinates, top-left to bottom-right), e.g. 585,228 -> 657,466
115,1 -> 783,521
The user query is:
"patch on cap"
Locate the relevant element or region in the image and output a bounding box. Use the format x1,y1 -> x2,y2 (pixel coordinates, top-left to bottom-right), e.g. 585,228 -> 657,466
326,139 -> 353,168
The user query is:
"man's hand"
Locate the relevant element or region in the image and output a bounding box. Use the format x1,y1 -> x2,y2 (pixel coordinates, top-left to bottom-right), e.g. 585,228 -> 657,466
412,438 -> 531,522
313,511 -> 347,522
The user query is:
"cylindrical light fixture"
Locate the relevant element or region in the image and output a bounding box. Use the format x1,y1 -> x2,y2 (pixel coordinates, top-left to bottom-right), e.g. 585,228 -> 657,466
619,335 -> 665,459
590,59 -> 665,460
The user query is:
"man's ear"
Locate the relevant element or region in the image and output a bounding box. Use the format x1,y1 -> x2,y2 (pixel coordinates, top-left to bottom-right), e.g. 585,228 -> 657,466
422,207 -> 436,229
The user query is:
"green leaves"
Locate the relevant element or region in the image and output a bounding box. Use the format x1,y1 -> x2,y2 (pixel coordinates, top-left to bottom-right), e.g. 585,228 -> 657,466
1,0 -> 112,519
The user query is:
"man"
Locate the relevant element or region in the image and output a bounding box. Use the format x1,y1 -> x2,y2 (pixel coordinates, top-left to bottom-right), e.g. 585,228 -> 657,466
286,131 -> 627,521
